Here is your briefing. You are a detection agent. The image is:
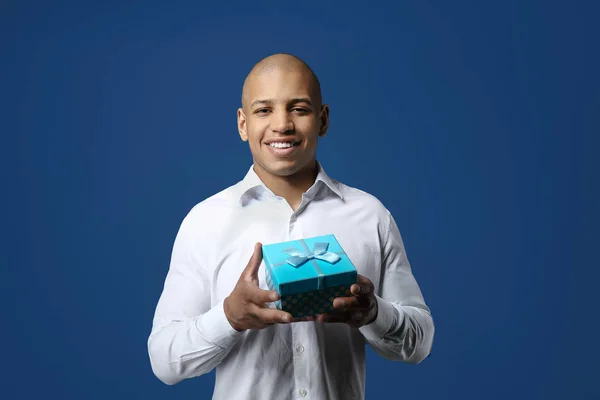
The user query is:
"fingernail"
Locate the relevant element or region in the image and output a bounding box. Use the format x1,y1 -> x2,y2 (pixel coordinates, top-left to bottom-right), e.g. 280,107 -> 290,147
271,293 -> 279,301
282,315 -> 291,322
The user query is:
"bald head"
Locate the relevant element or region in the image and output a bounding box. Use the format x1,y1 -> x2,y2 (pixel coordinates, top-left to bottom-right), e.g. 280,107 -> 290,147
241,53 -> 322,111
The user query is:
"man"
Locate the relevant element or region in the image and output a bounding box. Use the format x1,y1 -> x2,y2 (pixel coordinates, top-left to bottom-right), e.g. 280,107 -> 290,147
147,53 -> 434,399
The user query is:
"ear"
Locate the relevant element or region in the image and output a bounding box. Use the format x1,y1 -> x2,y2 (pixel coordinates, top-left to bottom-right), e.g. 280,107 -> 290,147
237,108 -> 248,141
318,104 -> 330,137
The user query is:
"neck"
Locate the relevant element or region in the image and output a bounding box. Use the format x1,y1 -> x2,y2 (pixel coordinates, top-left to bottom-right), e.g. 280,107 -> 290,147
253,160 -> 319,211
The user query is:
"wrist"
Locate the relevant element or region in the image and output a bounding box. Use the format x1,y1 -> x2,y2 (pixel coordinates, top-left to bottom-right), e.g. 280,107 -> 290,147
224,296 -> 245,332
359,295 -> 397,339
364,298 -> 378,326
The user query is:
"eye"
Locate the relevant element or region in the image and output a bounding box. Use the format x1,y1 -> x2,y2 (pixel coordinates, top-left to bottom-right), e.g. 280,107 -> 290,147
292,107 -> 310,114
255,108 -> 271,115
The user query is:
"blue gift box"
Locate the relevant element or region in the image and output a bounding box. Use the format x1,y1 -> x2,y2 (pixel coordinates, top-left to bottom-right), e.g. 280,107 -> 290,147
262,234 -> 358,318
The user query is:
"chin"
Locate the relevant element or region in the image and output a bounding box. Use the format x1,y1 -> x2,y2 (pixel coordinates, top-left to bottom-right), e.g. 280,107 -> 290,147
268,165 -> 302,177
258,160 -> 303,177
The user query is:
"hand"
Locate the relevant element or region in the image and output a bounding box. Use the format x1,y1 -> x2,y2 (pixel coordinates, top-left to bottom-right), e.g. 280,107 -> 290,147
316,274 -> 378,328
224,242 -> 294,331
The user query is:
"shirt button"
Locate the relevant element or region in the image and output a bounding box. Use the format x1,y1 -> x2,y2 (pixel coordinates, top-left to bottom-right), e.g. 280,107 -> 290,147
296,345 -> 304,354
299,389 -> 307,397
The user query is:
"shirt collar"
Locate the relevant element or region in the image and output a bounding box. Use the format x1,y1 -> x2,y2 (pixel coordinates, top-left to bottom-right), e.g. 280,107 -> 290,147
237,161 -> 343,206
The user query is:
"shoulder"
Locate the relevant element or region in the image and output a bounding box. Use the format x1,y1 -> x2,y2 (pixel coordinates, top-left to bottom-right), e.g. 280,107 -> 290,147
325,178 -> 394,235
333,178 -> 392,220
178,180 -> 244,230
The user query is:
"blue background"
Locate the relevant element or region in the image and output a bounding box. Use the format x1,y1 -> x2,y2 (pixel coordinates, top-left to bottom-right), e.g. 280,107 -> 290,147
3,0 -> 598,399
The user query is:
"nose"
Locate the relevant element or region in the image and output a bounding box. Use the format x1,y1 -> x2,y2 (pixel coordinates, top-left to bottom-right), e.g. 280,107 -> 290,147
270,110 -> 294,133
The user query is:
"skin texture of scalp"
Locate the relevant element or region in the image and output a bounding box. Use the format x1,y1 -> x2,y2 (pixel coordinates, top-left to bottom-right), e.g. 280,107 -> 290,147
241,53 -> 322,111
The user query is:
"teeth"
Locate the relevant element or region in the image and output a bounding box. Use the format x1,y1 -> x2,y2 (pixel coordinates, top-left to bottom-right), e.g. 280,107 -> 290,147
269,142 -> 295,148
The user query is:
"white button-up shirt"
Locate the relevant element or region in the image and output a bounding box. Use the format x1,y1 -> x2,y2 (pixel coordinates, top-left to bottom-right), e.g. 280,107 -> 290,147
148,163 -> 434,400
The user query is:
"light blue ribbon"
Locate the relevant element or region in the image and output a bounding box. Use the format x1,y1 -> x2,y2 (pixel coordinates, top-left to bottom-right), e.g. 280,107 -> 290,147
271,241 -> 342,290
282,242 -> 341,267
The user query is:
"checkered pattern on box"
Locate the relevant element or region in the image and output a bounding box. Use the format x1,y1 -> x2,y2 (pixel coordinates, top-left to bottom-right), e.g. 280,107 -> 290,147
281,285 -> 352,318
266,265 -> 351,316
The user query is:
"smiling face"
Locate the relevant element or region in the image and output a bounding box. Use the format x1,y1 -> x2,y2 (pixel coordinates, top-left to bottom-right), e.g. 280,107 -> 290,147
237,62 -> 329,180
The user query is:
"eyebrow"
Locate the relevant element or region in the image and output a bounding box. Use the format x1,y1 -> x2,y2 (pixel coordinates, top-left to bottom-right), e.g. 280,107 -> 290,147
250,98 -> 313,109
250,99 -> 273,108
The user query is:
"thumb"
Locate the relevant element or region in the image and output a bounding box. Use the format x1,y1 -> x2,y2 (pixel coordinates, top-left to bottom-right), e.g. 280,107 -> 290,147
241,242 -> 263,283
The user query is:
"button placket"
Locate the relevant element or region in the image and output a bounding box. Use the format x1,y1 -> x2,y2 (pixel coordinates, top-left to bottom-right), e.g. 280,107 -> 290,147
289,214 -> 310,398
288,214 -> 296,239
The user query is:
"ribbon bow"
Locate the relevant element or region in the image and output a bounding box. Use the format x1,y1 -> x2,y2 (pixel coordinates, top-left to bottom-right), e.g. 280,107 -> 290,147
282,242 -> 341,268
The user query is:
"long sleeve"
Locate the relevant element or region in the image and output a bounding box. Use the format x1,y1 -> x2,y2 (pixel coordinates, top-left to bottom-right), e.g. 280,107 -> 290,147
359,212 -> 435,363
147,213 -> 243,385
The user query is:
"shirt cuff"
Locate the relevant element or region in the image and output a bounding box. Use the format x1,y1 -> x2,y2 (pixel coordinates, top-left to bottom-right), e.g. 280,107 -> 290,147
194,299 -> 244,349
358,294 -> 401,340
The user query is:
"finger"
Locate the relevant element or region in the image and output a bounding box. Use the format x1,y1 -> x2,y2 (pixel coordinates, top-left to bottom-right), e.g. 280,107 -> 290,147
247,286 -> 280,304
333,296 -> 362,309
317,312 -> 352,324
352,275 -> 374,296
254,307 -> 293,324
241,242 -> 263,282
291,315 -> 317,323
319,311 -> 364,327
